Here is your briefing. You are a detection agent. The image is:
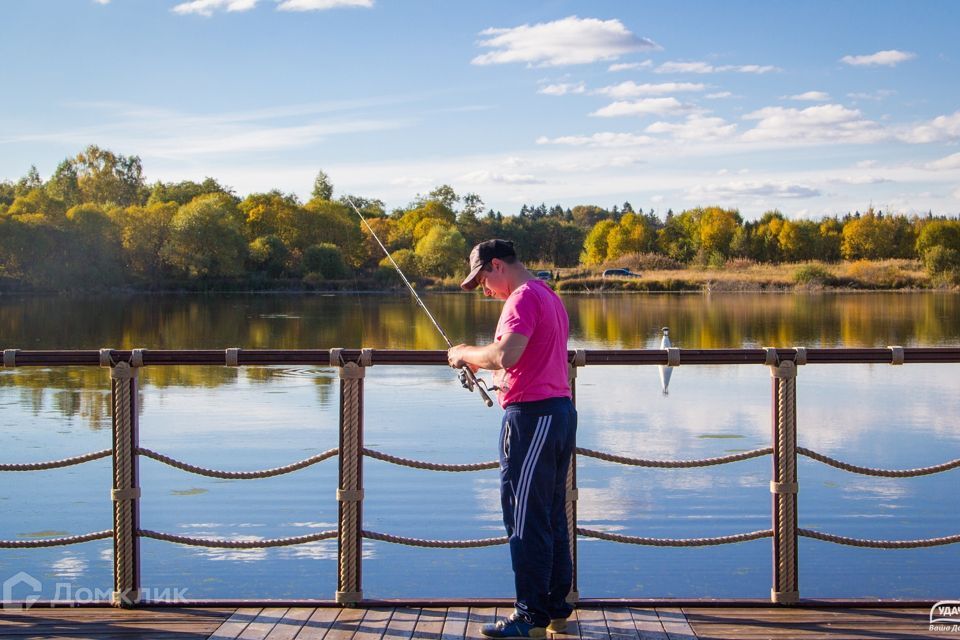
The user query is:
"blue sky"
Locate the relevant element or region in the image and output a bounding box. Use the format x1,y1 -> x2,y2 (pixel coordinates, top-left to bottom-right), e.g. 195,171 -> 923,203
2,0 -> 959,219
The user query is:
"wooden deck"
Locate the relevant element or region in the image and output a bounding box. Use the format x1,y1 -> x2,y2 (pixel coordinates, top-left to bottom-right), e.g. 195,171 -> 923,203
0,605 -> 953,639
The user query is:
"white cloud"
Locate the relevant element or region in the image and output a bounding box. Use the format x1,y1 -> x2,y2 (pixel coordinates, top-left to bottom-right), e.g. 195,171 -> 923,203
276,0 -> 372,10
538,82 -> 585,96
689,181 -> 821,200
472,16 -> 659,67
535,132 -> 655,148
172,0 -> 257,15
841,49 -> 916,67
6,100 -> 410,158
785,91 -> 830,101
847,89 -> 896,101
645,115 -> 736,142
706,91 -> 733,99
900,110 -> 960,143
954,187 -> 960,200
590,97 -> 688,118
655,61 -> 779,74
741,104 -> 885,143
593,81 -> 705,99
93,0 -> 110,4
829,176 -> 892,185
459,170 -> 544,185
607,60 -> 653,72
925,152 -> 960,171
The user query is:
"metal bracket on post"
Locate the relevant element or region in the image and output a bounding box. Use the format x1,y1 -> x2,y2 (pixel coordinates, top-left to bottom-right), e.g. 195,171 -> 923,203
336,355 -> 366,606
565,349 -> 585,604
770,359 -> 799,605
109,358 -> 141,608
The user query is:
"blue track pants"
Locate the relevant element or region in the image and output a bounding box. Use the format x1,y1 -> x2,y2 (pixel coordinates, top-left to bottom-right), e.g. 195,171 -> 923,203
499,396 -> 577,627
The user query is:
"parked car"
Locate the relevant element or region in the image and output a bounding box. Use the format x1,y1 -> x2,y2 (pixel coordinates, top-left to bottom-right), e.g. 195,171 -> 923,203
536,270 -> 552,281
602,268 -> 639,277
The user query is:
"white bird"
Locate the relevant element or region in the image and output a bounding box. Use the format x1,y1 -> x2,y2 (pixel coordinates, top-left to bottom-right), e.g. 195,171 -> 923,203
659,327 -> 673,395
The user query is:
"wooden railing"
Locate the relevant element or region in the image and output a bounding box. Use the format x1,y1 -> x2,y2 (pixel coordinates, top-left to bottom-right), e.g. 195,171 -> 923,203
2,347 -> 959,607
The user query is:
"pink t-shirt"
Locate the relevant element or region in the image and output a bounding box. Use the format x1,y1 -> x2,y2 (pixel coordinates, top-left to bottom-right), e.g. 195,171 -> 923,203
494,279 -> 571,407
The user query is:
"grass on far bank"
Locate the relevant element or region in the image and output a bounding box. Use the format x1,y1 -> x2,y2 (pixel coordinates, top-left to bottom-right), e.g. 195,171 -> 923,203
545,257 -> 944,293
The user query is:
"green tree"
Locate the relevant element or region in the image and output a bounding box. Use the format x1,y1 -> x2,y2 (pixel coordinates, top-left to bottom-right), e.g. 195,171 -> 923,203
239,191 -> 301,240
249,235 -> 290,278
163,193 -> 247,278
303,243 -> 349,279
581,219 -> 617,265
312,170 -> 334,201
698,207 -> 741,258
74,145 -> 146,206
148,178 -> 231,206
841,212 -> 893,260
46,160 -> 82,207
916,219 -> 960,256
118,201 -> 178,280
415,224 -> 467,277
380,248 -> 421,280
301,199 -> 364,266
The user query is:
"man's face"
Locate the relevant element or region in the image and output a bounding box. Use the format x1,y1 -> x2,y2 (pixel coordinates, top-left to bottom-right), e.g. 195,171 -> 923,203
476,258 -> 510,299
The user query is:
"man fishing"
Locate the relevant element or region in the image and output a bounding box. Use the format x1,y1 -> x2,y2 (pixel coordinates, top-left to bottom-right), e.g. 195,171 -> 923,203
447,239 -> 577,639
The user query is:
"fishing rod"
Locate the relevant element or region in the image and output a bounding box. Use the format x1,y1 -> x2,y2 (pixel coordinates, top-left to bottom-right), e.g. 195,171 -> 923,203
344,197 -> 494,407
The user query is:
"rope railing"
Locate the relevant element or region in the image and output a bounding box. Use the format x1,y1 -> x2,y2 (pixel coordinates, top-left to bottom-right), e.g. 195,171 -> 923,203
138,447 -> 340,480
577,527 -> 773,547
139,529 -> 338,549
362,448 -> 498,472
798,447 -> 960,478
577,446 -> 773,468
362,530 -> 508,548
799,529 -> 960,549
2,346 -> 959,606
0,530 -> 113,549
0,449 -> 112,471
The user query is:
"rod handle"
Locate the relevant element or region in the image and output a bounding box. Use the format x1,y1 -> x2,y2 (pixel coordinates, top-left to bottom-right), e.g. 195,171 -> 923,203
462,366 -> 494,407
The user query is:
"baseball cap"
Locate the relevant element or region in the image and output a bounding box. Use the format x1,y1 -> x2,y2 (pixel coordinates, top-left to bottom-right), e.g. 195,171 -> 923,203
460,239 -> 516,290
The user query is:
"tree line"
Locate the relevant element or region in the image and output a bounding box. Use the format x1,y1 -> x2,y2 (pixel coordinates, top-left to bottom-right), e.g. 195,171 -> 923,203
1,145 -> 959,290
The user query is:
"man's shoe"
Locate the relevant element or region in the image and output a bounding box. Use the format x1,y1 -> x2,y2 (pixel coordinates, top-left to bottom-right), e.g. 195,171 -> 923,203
546,618 -> 568,634
480,614 -> 546,639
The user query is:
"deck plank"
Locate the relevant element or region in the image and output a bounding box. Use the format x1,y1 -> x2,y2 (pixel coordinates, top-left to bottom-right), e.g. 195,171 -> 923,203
575,608 -> 608,640
439,607 -> 468,640
601,607 -> 637,640
292,607 -> 342,640
323,607 -> 366,640
627,608 -> 667,640
382,607 -> 419,640
655,610 -> 696,640
464,607 -> 496,640
354,607 -> 393,640
412,608 -> 446,639
0,605 -> 951,640
210,608 -> 264,640
266,608 -> 316,640
238,608 -> 289,640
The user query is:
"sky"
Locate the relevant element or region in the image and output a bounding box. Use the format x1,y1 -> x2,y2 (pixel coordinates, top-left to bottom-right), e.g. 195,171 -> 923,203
1,0 -> 959,219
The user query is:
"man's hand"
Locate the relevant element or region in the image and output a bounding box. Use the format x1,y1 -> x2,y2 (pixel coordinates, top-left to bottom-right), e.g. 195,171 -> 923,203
448,344 -> 477,370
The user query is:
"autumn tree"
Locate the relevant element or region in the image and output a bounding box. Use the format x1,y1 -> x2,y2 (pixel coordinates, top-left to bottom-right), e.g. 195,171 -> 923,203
163,193 -> 247,278
415,224 -> 467,277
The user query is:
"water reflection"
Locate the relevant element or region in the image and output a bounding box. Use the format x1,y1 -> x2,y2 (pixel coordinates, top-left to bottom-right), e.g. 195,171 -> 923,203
1,292 -> 958,599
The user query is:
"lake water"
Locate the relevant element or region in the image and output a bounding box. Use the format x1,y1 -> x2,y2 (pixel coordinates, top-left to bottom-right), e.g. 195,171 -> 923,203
1,291 -> 958,601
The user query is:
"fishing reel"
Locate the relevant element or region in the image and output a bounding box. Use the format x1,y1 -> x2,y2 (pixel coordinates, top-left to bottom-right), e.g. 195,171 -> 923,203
458,367 -> 498,397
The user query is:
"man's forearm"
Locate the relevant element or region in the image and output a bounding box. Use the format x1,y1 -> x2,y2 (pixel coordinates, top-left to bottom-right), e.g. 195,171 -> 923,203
457,343 -> 504,370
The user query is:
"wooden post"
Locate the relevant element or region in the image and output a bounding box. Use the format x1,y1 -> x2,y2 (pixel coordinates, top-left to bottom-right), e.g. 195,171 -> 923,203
336,358 -> 365,605
104,350 -> 141,608
770,359 -> 799,604
565,349 -> 586,604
